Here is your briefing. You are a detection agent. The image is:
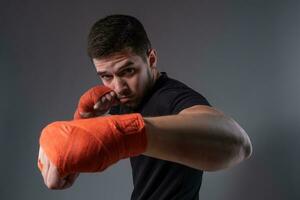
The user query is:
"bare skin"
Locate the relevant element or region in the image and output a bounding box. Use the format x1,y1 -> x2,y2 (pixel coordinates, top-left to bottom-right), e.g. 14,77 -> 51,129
143,105 -> 252,171
38,48 -> 252,189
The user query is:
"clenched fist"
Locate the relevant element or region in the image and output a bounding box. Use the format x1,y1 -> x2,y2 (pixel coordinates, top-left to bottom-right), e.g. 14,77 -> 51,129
38,147 -> 79,189
74,85 -> 120,119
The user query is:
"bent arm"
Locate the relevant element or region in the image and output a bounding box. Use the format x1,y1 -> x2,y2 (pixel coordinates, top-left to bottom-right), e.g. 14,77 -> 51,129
143,105 -> 252,171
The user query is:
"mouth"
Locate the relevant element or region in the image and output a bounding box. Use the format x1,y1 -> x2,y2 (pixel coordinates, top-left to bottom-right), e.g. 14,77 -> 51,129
118,96 -> 133,103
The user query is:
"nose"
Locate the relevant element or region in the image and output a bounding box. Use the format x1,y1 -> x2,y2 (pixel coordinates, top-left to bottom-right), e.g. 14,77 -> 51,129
113,77 -> 130,96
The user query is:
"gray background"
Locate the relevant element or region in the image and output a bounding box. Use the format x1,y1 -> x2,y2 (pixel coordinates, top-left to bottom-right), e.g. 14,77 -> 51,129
1,0 -> 299,199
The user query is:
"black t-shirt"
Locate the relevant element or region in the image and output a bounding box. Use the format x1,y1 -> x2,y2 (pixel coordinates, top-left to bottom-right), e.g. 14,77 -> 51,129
110,72 -> 211,200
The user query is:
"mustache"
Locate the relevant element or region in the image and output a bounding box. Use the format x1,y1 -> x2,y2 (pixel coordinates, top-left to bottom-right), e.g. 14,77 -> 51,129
116,91 -> 133,99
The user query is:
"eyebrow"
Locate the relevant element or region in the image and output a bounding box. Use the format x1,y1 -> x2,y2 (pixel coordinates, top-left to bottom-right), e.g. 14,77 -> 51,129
97,61 -> 134,76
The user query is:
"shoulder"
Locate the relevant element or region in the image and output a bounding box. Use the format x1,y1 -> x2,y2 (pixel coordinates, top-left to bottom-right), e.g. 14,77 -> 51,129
150,72 -> 211,114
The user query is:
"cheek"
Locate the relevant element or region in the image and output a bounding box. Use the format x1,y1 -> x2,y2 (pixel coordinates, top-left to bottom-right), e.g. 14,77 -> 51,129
129,76 -> 142,94
129,71 -> 147,95
137,70 -> 151,94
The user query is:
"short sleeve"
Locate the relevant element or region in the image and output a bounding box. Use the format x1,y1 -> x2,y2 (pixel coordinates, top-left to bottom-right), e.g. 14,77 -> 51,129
166,86 -> 211,114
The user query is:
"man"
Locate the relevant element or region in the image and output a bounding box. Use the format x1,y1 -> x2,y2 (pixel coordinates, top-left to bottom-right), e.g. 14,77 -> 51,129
38,15 -> 252,199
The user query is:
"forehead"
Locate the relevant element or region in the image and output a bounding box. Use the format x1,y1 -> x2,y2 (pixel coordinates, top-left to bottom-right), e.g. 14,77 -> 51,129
93,51 -> 143,72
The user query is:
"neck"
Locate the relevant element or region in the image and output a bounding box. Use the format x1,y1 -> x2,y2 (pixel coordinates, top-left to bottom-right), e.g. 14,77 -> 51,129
152,69 -> 161,85
145,69 -> 160,98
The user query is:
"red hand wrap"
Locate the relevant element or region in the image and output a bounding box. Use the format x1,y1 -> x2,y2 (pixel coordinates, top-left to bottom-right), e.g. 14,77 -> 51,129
39,113 -> 147,177
74,85 -> 113,119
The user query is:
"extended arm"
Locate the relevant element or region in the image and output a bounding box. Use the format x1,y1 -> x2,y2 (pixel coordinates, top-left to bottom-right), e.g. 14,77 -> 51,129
38,87 -> 252,189
143,105 -> 252,171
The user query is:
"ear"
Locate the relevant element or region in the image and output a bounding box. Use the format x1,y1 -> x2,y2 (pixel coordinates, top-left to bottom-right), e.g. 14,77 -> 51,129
147,49 -> 158,68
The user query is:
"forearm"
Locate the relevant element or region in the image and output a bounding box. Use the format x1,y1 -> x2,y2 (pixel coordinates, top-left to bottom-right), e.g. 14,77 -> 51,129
143,107 -> 252,171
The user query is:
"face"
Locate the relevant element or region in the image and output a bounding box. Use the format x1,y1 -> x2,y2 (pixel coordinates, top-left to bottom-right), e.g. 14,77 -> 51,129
93,49 -> 158,109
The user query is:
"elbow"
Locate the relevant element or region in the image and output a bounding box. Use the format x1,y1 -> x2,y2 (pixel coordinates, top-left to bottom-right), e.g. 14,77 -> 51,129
226,117 -> 253,168
225,126 -> 253,169
240,132 -> 253,160
224,128 -> 253,170
218,112 -> 253,165
205,140 -> 252,172
233,118 -> 253,162
206,129 -> 253,172
194,112 -> 253,172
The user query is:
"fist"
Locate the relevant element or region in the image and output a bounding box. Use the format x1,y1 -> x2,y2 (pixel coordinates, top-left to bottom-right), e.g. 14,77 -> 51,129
38,147 -> 79,189
74,85 -> 119,119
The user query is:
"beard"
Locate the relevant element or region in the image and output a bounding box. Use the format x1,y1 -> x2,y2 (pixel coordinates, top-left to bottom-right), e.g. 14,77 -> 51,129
119,69 -> 155,113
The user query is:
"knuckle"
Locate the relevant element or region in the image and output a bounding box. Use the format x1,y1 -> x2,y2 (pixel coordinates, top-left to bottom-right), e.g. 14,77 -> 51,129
46,182 -> 57,190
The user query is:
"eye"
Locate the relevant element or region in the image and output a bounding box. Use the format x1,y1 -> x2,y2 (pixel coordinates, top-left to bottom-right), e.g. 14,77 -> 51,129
101,75 -> 113,81
123,68 -> 135,76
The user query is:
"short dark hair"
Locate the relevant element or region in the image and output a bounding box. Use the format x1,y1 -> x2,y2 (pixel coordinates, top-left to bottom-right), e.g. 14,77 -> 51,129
87,14 -> 151,60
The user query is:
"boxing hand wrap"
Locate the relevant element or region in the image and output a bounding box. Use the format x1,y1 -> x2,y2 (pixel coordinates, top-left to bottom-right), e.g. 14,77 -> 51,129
74,85 -> 113,119
39,113 -> 147,177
